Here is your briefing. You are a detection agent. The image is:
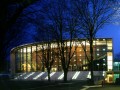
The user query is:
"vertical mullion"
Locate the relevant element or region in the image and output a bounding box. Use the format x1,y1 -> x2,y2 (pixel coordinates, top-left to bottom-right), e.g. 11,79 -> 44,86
26,47 -> 27,72
36,44 -> 38,71
22,48 -> 24,72
31,45 -> 32,71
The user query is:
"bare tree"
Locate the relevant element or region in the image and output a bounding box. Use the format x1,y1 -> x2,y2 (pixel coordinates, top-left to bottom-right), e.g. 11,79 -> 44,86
38,0 -> 78,82
40,29 -> 56,82
40,41 -> 56,82
0,0 -> 37,72
72,0 -> 118,84
25,0 -> 79,81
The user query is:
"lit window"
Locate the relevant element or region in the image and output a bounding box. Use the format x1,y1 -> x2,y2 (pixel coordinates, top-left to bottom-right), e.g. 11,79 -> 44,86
103,63 -> 105,66
108,56 -> 112,60
103,59 -> 105,60
97,63 -> 99,66
103,49 -> 106,51
108,47 -> 112,50
27,48 -> 31,52
74,59 -> 76,61
97,49 -> 99,51
108,66 -> 112,70
108,61 -> 112,66
97,54 -> 99,56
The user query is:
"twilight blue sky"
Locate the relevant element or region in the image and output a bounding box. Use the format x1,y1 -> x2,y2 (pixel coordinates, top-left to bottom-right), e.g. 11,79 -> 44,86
96,24 -> 120,55
20,0 -> 120,55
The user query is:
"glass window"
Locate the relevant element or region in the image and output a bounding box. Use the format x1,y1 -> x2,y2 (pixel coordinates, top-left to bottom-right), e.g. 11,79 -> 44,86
107,40 -> 112,46
32,46 -> 36,71
107,52 -> 113,70
108,47 -> 112,51
97,49 -> 99,51
27,47 -> 31,72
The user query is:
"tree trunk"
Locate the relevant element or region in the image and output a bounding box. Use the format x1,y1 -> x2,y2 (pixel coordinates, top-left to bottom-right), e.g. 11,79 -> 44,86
42,63 -> 44,72
63,69 -> 68,82
90,38 -> 94,84
0,51 -> 7,72
48,69 -> 51,82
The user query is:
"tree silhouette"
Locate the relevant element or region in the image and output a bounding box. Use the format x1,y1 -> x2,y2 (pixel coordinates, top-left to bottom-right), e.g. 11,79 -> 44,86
72,0 -> 118,84
0,0 -> 37,72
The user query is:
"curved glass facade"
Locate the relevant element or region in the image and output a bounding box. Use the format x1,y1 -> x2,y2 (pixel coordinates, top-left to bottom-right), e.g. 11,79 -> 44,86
10,38 -> 113,74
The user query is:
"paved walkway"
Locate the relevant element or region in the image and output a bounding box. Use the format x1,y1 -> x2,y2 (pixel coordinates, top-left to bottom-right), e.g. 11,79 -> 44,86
82,84 -> 120,90
81,85 -> 101,90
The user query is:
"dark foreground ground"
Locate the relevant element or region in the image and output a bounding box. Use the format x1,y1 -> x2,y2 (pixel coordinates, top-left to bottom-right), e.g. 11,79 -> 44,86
1,79 -> 120,90
87,84 -> 120,90
0,79 -> 87,90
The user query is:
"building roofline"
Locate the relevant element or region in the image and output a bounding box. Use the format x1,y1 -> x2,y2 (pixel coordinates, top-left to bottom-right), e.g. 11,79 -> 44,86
11,38 -> 112,52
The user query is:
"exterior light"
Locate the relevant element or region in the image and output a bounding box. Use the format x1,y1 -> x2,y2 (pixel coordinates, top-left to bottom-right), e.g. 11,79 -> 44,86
103,63 -> 105,66
103,49 -> 106,51
97,64 -> 99,70
58,73 -> 64,80
97,54 -> 99,56
97,49 -> 99,51
33,72 -> 45,80
74,59 -> 76,61
72,71 -> 80,79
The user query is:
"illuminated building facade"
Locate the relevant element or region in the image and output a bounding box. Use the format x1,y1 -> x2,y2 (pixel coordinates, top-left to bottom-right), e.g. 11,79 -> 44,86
10,38 -> 113,75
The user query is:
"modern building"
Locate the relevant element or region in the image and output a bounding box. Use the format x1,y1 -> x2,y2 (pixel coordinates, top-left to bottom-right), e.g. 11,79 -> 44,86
10,38 -> 113,82
111,60 -> 120,83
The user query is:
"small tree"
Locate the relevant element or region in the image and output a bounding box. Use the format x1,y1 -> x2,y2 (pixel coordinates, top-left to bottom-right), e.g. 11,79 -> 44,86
41,41 -> 56,82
